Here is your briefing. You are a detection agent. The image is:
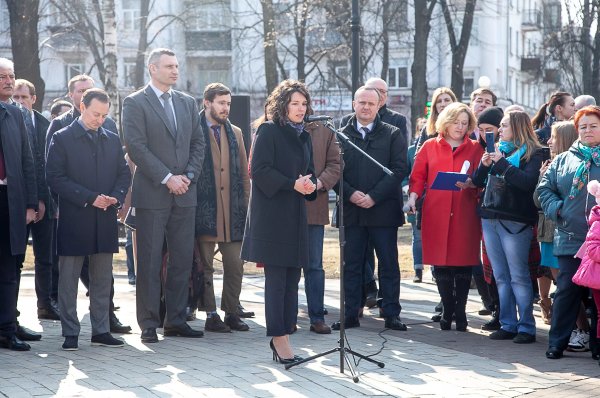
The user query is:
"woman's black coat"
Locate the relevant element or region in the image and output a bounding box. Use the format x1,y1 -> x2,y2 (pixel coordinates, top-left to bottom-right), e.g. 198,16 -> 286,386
241,121 -> 316,268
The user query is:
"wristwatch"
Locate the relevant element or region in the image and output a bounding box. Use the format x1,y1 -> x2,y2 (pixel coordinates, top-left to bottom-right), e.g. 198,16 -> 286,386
186,172 -> 195,181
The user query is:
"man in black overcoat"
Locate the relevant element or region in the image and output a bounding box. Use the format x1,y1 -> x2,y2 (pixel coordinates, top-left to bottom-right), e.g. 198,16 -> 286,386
46,89 -> 131,350
340,77 -> 409,309
0,99 -> 37,351
333,86 -> 408,331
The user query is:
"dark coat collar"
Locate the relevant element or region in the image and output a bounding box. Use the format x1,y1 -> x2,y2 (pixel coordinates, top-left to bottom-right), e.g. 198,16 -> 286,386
69,118 -> 109,140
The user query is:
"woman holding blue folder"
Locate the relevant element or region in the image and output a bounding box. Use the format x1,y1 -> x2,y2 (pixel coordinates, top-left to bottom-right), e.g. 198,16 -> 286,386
407,102 -> 483,331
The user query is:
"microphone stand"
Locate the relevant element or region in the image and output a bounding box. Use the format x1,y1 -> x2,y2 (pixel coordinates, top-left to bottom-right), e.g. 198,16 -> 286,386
286,119 -> 387,381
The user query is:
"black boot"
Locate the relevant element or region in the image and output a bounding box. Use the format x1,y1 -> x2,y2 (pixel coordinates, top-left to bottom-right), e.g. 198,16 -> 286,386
473,273 -> 493,315
482,309 -> 501,330
454,269 -> 472,332
435,268 -> 455,330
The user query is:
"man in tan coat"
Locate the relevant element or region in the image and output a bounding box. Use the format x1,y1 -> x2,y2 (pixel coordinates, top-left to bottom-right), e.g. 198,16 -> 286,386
304,121 -> 341,334
194,83 -> 251,332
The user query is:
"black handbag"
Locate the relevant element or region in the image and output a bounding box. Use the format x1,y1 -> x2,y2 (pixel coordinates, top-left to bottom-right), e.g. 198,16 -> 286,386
481,168 -> 519,214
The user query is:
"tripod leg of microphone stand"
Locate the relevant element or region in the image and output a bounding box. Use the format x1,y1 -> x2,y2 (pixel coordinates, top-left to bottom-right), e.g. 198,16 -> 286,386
342,351 -> 360,383
344,347 -> 385,368
284,347 -> 340,370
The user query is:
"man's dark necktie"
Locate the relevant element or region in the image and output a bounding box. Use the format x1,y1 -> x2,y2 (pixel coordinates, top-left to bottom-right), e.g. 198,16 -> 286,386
161,92 -> 177,133
361,126 -> 370,139
211,125 -> 221,149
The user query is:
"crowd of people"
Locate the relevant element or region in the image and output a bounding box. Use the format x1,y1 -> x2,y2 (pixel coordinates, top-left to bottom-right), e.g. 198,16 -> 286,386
1,47 -> 600,368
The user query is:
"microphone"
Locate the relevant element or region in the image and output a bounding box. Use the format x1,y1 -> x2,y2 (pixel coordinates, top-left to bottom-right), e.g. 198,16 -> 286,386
304,114 -> 333,122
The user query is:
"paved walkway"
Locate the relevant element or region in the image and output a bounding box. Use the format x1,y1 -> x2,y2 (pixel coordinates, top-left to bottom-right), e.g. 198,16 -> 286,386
1,272 -> 599,397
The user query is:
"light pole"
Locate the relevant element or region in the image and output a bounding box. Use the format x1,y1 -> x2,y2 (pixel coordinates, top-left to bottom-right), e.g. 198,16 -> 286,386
351,0 -> 360,95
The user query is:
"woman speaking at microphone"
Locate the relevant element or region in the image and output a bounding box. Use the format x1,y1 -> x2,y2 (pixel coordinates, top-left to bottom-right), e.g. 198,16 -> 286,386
406,102 -> 483,331
241,80 -> 317,365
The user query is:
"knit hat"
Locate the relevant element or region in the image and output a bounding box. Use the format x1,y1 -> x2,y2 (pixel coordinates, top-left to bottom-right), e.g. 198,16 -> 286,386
477,106 -> 504,128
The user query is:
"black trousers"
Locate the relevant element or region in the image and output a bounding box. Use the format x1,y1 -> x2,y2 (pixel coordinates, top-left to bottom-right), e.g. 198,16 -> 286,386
30,216 -> 54,309
264,264 -> 301,336
0,186 -> 17,337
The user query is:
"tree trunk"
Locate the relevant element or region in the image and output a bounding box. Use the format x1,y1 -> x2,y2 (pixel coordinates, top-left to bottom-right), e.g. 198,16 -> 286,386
261,0 -> 279,94
6,0 -> 45,111
380,0 -> 390,80
135,0 -> 151,90
411,0 -> 436,131
581,0 -> 593,94
592,3 -> 600,101
101,0 -> 119,128
440,0 -> 477,100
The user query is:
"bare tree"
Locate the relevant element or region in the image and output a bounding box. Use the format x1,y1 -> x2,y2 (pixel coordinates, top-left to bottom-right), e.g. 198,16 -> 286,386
411,0 -> 437,130
261,0 -> 279,94
439,0 -> 477,100
5,0 -> 45,110
101,0 -> 118,119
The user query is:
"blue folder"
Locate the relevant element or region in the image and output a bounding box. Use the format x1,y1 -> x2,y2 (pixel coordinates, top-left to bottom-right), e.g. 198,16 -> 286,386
430,172 -> 469,191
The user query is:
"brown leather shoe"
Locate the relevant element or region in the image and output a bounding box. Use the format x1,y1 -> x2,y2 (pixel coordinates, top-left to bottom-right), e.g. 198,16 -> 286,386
224,313 -> 249,331
309,321 -> 331,334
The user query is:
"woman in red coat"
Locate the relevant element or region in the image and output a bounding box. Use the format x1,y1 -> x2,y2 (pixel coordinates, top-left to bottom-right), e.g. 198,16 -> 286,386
407,102 -> 483,331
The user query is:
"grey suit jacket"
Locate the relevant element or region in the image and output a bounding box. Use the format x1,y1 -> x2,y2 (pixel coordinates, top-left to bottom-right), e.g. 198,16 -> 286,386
123,84 -> 205,209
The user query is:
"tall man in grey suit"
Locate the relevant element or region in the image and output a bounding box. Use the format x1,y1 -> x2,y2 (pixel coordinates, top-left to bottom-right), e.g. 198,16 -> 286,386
123,48 -> 205,343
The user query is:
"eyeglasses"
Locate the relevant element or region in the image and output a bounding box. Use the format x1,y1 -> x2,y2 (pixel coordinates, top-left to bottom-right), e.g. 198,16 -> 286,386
0,74 -> 15,81
376,88 -> 388,94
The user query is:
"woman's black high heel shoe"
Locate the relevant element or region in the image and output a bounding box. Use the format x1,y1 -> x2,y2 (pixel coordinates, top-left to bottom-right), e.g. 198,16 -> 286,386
270,339 -> 297,364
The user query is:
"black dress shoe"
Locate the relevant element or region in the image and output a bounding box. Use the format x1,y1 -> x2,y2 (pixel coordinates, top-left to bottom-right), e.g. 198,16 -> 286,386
110,315 -> 132,334
0,335 -> 31,351
141,328 -> 158,343
38,306 -> 61,320
331,318 -> 360,331
546,347 -> 563,359
163,323 -> 204,338
237,304 -> 255,318
224,313 -> 250,331
384,316 -> 407,331
16,325 -> 41,341
481,316 -> 501,331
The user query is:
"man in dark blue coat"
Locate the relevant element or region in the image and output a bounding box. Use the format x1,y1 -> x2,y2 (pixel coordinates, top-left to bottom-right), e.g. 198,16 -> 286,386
13,79 -> 59,321
45,74 -> 130,334
46,88 -> 131,350
333,86 -> 408,332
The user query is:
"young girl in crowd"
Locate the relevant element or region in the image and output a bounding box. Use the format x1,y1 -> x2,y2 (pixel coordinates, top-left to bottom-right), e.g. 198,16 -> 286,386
576,179 -> 600,366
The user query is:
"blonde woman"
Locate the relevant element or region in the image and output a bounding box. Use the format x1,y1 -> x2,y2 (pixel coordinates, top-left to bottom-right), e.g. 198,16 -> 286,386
415,87 -> 457,152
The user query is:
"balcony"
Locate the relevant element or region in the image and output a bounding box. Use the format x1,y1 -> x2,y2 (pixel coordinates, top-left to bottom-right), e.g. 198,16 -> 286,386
185,31 -> 232,52
521,56 -> 541,74
522,9 -> 542,31
544,68 -> 561,84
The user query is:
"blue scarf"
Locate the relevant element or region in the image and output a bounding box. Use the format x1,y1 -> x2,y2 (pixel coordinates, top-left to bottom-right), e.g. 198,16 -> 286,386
499,141 -> 527,167
286,120 -> 305,136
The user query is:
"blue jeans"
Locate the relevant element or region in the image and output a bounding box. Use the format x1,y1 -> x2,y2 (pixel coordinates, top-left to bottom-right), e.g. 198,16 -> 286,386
303,225 -> 325,323
411,222 -> 423,271
482,219 -> 535,335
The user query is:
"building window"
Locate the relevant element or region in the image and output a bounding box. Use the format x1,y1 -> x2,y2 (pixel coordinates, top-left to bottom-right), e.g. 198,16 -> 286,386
186,0 -> 231,31
0,1 -> 8,31
65,63 -> 84,84
388,64 -> 408,88
122,0 -> 141,31
463,70 -> 475,97
124,62 -> 136,88
195,57 -> 231,95
328,61 -> 349,89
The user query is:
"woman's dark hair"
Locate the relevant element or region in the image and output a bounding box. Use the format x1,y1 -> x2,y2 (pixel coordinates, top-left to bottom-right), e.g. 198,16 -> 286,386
265,79 -> 313,126
531,91 -> 572,129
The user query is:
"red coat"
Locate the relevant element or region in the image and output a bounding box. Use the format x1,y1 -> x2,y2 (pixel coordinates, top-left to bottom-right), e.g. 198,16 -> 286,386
410,135 -> 483,266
